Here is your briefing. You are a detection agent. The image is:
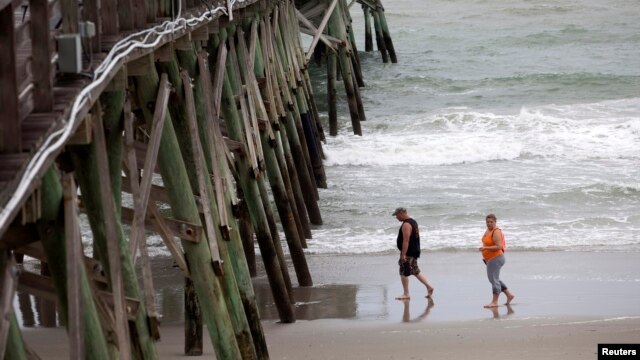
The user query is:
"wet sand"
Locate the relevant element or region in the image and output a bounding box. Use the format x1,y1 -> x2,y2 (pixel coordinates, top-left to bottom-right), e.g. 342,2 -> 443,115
19,251 -> 640,359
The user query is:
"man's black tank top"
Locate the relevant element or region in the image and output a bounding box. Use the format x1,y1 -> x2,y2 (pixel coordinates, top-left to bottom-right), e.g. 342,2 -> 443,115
396,218 -> 421,258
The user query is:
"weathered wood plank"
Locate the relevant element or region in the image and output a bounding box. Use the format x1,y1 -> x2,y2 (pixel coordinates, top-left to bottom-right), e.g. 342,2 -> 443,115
119,206 -> 202,243
180,70 -> 223,272
0,4 -> 20,153
128,73 -> 169,257
92,103 -> 132,359
63,173 -> 84,359
0,251 -> 17,357
29,0 -> 54,111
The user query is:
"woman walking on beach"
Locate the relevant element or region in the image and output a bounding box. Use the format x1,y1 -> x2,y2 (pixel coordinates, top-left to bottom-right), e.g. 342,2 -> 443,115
393,207 -> 435,300
479,214 -> 515,308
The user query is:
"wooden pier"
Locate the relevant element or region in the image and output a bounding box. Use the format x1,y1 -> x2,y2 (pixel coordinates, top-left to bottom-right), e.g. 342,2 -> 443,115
0,0 -> 396,358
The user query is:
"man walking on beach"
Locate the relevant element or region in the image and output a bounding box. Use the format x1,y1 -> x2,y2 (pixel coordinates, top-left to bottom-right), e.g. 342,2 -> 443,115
393,207 -> 434,300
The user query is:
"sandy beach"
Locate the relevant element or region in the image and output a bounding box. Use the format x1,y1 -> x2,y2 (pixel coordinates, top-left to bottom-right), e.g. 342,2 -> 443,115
18,250 -> 640,359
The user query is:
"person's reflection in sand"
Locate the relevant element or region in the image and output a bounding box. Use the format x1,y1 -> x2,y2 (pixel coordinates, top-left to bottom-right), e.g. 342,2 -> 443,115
402,297 -> 435,323
487,304 -> 514,319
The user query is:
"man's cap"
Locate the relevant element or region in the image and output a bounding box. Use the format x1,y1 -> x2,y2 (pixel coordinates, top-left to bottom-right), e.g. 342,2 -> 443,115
392,207 -> 407,216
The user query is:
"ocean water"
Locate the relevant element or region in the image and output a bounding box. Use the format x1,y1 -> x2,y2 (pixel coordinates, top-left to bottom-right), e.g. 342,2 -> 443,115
303,0 -> 640,254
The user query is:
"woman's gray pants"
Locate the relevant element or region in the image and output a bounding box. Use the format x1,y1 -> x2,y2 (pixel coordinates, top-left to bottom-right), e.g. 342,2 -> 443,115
486,254 -> 508,294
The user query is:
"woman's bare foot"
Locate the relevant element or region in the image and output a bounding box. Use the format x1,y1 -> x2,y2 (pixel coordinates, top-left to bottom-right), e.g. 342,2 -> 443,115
396,294 -> 410,300
505,293 -> 515,305
483,303 -> 499,308
426,287 -> 434,298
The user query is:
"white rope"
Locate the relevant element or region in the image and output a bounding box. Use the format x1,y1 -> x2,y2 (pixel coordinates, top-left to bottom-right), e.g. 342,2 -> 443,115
0,0 -> 244,229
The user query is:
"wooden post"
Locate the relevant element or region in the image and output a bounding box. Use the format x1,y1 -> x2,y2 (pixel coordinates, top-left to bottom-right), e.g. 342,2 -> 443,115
372,3 -> 389,63
71,98 -> 158,359
183,276 -> 202,355
0,249 -> 29,360
238,23 -> 312,286
235,25 -> 312,288
256,20 -> 313,241
167,40 -> 260,357
2,313 -> 27,360
122,97 -> 162,340
178,63 -> 257,358
237,201 -> 257,274
266,16 -> 324,224
226,25 -> 295,298
276,6 -> 327,190
214,30 -> 295,323
92,102 -> 133,360
133,66 -> 243,359
340,0 -> 365,88
0,250 -> 19,358
377,1 -> 398,63
63,173 -> 84,359
0,4 -> 20,153
327,50 -> 338,136
363,4 -> 373,52
30,0 -> 54,112
36,167 -> 111,359
201,45 -> 271,358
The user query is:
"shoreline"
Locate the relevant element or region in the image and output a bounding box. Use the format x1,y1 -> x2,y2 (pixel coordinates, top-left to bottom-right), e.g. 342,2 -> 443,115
17,250 -> 640,358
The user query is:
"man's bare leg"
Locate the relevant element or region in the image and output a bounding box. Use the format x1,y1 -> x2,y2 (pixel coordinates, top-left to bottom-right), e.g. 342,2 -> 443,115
396,276 -> 411,300
415,272 -> 435,298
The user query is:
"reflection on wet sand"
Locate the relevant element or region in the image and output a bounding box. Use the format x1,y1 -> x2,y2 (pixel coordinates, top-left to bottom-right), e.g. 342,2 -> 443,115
15,256 -> 394,327
401,297 -> 434,323
253,282 -> 359,320
486,304 -> 514,319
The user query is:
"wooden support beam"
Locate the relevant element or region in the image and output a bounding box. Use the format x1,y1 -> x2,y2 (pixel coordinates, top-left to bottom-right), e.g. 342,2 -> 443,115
224,138 -> 246,157
0,251 -> 17,357
211,43 -> 228,121
122,97 -> 161,339
68,114 -> 94,145
92,103 -> 132,359
15,241 -> 108,285
146,203 -> 189,276
30,0 -> 54,112
63,173 -> 84,359
120,206 -> 202,243
196,51 -> 231,237
104,68 -> 127,92
0,224 -> 39,249
127,54 -> 155,77
180,70 -> 223,274
192,27 -> 210,41
101,0 -> 119,34
60,0 -> 79,33
132,140 -> 161,173
17,271 -> 140,321
20,186 -> 41,224
155,44 -> 175,63
0,4 -> 20,153
118,0 -> 134,30
121,178 -> 207,213
128,73 -> 170,258
174,34 -> 193,51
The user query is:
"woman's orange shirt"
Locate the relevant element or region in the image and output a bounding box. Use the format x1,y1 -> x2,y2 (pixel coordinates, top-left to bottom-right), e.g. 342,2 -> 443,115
482,228 -> 504,262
